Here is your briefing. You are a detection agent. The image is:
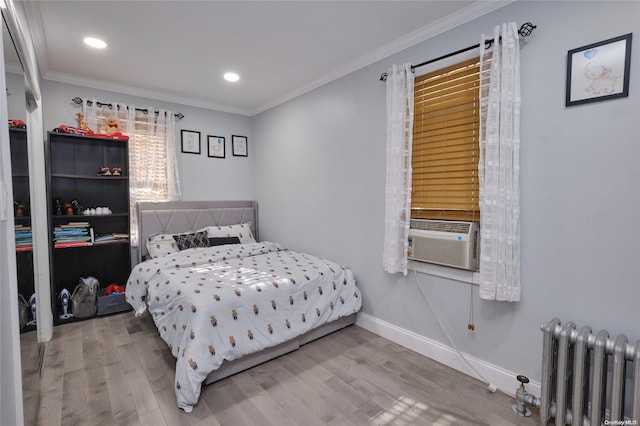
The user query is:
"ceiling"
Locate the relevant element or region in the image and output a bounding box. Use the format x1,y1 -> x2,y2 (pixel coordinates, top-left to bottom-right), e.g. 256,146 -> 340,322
5,1 -> 508,116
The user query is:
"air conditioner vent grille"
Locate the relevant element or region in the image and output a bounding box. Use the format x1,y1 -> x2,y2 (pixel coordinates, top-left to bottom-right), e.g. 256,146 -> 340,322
410,219 -> 471,234
408,220 -> 479,271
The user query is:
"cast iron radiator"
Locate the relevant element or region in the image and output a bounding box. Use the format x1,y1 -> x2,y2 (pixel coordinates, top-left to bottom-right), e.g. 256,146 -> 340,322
540,318 -> 640,425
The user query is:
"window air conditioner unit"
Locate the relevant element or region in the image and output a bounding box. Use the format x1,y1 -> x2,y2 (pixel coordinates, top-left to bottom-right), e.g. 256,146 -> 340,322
408,219 -> 479,271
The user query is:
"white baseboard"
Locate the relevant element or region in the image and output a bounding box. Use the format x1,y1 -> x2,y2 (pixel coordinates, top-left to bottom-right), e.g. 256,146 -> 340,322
355,312 -> 541,399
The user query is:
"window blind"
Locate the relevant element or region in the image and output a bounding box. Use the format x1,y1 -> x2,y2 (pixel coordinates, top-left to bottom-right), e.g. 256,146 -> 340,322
412,57 -> 480,221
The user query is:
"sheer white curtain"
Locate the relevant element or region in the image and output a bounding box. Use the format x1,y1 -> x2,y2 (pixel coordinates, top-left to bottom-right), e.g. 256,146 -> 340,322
383,64 -> 414,275
83,100 -> 182,246
478,23 -> 521,301
82,99 -> 128,135
127,106 -> 182,247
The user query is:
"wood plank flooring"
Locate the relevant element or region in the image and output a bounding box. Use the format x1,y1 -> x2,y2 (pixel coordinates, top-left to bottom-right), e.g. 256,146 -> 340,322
20,313 -> 539,425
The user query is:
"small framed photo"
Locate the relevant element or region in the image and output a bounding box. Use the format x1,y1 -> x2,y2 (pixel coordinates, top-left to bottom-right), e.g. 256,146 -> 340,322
181,130 -> 201,154
566,33 -> 632,107
232,135 -> 248,157
207,135 -> 225,158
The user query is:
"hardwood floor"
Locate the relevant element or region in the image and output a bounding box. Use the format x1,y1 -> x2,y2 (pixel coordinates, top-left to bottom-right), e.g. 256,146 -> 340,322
21,313 -> 539,425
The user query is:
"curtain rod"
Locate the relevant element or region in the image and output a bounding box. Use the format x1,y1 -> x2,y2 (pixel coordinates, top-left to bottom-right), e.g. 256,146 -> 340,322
379,22 -> 536,82
71,97 -> 185,120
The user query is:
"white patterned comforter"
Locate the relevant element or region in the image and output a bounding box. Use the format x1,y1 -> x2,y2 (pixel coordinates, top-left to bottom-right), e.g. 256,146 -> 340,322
125,242 -> 362,412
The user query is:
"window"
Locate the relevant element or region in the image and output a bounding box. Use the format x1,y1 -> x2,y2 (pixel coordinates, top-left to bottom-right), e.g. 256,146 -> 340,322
411,57 -> 480,222
90,107 -> 180,246
128,118 -> 172,203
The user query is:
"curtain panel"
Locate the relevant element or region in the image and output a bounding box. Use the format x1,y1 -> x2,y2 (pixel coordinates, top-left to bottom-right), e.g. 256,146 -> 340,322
83,100 -> 182,246
478,23 -> 522,301
383,64 -> 414,275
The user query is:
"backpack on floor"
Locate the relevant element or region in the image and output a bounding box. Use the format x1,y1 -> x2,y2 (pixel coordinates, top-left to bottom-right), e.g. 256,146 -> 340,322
71,276 -> 99,318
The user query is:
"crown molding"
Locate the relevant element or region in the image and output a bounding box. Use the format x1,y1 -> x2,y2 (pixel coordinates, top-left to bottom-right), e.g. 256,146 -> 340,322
250,0 -> 513,116
38,0 -> 512,118
44,71 -> 252,116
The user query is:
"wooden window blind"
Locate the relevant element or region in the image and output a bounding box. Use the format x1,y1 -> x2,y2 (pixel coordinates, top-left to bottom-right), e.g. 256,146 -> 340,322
412,57 -> 480,221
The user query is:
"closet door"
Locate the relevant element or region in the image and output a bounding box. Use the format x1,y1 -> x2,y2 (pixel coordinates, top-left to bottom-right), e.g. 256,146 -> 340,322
0,13 -> 25,426
2,2 -> 49,425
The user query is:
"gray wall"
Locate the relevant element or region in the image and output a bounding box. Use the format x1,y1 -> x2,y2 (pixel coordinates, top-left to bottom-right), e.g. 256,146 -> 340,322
42,80 -> 254,201
253,0 -> 640,382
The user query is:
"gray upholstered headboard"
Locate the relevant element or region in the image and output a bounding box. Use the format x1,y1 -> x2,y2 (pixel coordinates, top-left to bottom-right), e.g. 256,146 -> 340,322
137,200 -> 258,263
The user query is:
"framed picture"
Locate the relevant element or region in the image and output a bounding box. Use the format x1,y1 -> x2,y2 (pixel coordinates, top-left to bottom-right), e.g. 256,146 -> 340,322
566,33 -> 632,106
181,130 -> 201,154
207,135 -> 225,158
232,135 -> 248,157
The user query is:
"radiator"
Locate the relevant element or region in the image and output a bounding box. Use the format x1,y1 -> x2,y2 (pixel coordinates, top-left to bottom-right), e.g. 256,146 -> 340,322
540,318 -> 640,425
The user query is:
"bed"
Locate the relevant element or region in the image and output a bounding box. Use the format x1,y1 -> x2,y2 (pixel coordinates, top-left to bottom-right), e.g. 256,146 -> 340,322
125,201 -> 362,412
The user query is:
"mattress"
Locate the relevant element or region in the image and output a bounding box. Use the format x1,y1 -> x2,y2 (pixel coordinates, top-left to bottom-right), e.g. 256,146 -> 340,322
125,241 -> 362,412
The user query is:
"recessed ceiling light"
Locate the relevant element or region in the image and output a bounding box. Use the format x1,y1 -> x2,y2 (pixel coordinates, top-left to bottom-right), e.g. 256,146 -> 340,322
224,72 -> 240,82
84,37 -> 107,49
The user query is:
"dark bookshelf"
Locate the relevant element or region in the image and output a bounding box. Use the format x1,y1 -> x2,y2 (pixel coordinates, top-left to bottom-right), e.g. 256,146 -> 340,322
47,131 -> 132,323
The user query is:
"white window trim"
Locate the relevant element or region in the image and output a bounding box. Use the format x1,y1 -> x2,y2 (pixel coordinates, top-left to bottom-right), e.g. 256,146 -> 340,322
409,260 -> 480,285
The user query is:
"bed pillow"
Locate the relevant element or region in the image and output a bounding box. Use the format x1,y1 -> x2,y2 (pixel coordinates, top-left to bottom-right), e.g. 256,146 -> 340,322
208,236 -> 241,246
205,223 -> 256,243
146,233 -> 180,258
145,223 -> 255,258
173,231 -> 210,251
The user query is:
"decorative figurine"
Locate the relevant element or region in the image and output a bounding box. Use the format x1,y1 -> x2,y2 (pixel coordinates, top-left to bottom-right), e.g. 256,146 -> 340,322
100,117 -> 123,136
76,112 -> 91,132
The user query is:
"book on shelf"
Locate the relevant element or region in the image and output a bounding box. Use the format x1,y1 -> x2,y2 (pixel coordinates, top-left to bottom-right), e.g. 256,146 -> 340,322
54,222 -> 93,246
54,232 -> 89,239
93,232 -> 129,244
56,222 -> 90,228
15,225 -> 33,249
54,241 -> 90,249
54,227 -> 89,233
54,228 -> 89,234
54,237 -> 90,243
94,234 -> 116,242
54,222 -> 90,229
52,224 -> 129,247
